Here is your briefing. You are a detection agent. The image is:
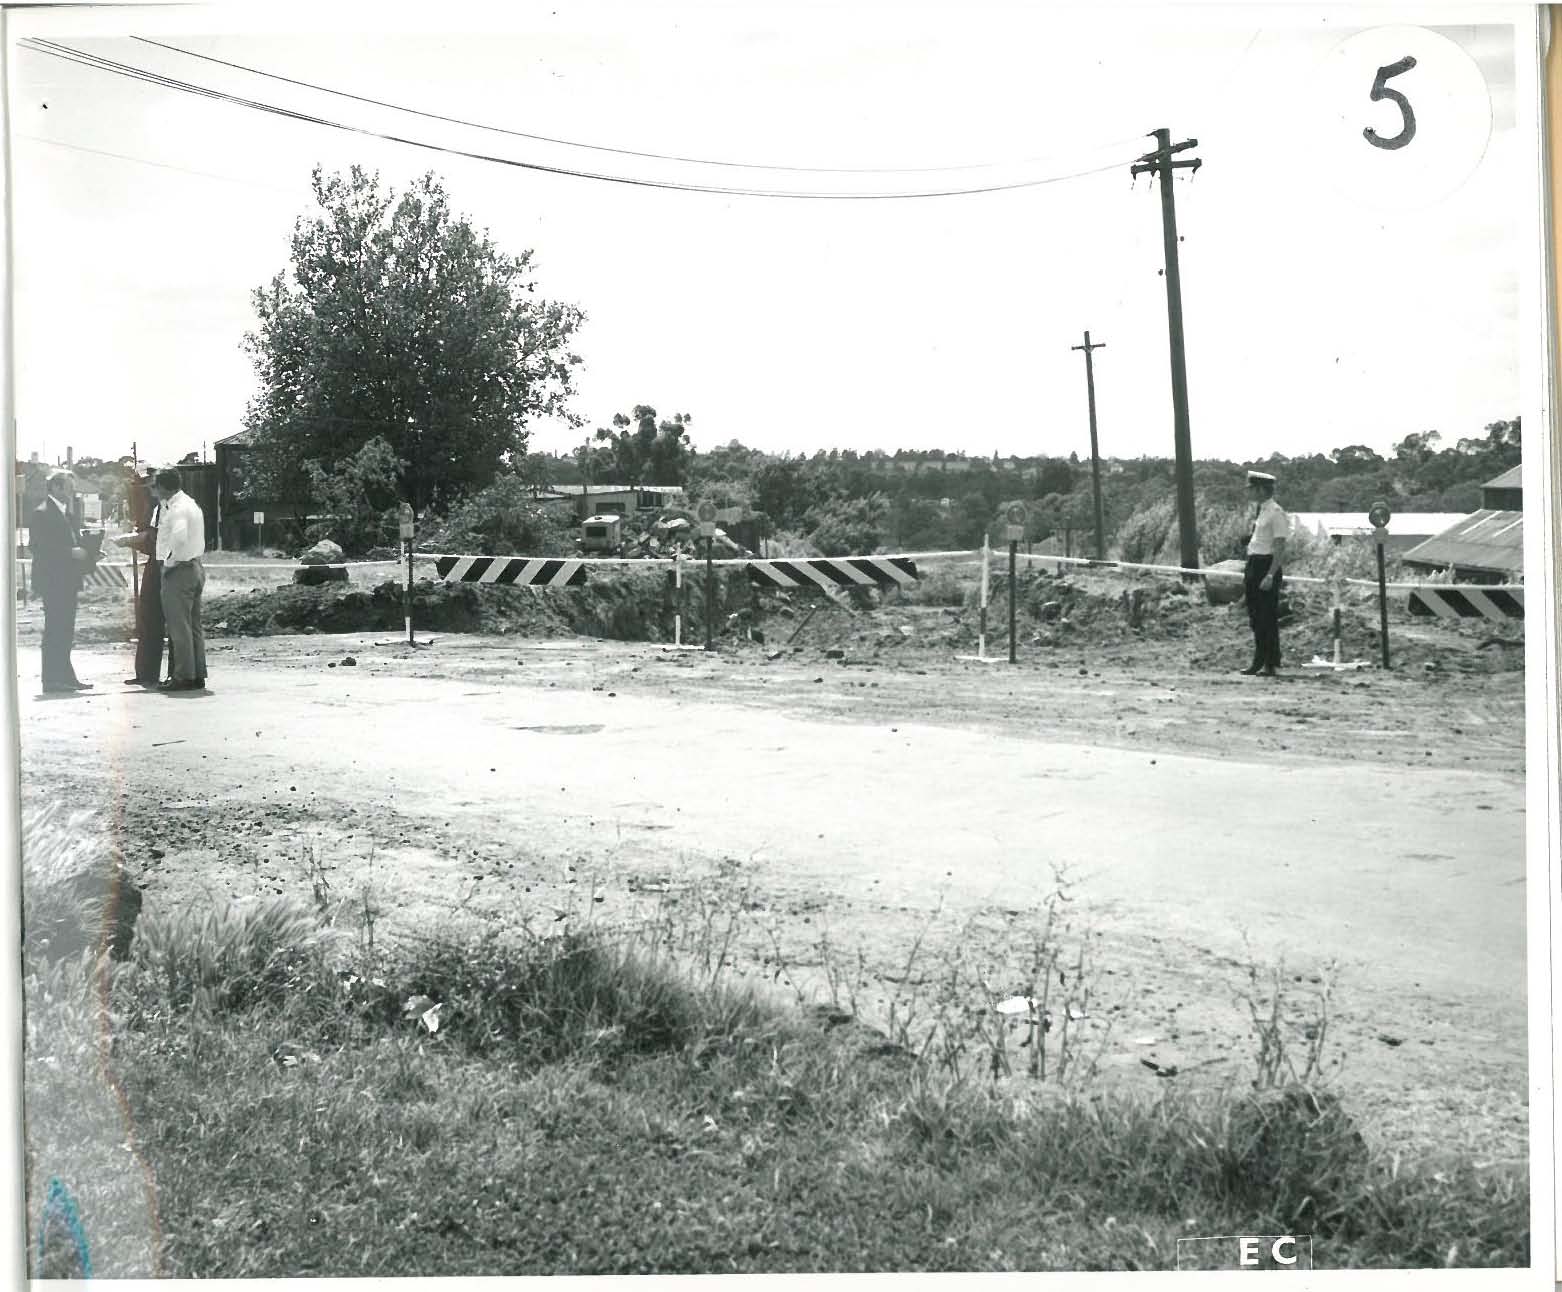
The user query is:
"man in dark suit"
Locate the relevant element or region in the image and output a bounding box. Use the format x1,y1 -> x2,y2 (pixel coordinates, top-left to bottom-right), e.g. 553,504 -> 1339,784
31,471 -> 91,694
112,469 -> 166,687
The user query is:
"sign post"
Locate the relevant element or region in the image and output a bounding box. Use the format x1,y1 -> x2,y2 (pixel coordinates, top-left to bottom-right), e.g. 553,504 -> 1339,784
1368,500 -> 1391,670
399,502 -> 417,646
697,501 -> 718,652
1004,503 -> 1027,664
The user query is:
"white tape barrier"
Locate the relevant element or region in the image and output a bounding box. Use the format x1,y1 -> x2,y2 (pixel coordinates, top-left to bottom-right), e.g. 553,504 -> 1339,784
32,543 -> 1518,599
1010,548 -> 1520,596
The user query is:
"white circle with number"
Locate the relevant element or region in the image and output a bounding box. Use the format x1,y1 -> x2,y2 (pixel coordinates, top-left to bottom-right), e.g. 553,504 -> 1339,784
1311,26 -> 1491,212
696,501 -> 717,523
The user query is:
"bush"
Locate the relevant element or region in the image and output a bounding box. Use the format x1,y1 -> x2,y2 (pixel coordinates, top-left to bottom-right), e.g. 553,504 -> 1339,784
302,437 -> 405,556
418,474 -> 577,556
1114,498 -> 1176,565
126,897 -> 341,1017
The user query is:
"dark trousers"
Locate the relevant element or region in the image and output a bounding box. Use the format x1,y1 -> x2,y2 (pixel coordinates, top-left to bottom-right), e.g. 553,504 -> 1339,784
134,559 -> 166,684
161,559 -> 206,683
1244,554 -> 1283,670
40,584 -> 80,688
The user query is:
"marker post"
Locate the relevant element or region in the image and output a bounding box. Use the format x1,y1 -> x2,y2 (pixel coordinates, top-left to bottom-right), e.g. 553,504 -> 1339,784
697,501 -> 718,651
1004,504 -> 1027,665
1368,500 -> 1392,670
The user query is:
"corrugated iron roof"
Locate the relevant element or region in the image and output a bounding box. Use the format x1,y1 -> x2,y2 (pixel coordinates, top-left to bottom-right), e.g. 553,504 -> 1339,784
213,428 -> 257,448
1482,465 -> 1521,490
1400,509 -> 1523,575
1290,512 -> 1467,539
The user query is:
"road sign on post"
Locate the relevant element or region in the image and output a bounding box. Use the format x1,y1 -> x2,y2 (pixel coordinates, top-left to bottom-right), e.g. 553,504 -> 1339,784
696,500 -> 718,539
1369,501 -> 1391,670
1004,503 -> 1027,545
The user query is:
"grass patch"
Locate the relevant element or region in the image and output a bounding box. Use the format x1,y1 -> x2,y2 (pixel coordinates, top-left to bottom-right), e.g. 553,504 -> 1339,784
76,895 -> 1528,1275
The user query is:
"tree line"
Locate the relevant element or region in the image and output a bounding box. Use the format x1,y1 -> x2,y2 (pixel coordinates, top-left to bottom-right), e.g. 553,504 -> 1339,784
229,166 -> 1519,558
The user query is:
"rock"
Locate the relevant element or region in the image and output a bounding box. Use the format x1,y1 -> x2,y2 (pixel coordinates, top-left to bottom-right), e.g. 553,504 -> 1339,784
1204,560 -> 1246,606
766,650 -> 784,661
823,648 -> 845,660
293,564 -> 349,586
341,656 -> 357,667
364,546 -> 399,561
897,624 -> 914,637
298,539 -> 345,566
1039,600 -> 1062,622
260,548 -> 290,560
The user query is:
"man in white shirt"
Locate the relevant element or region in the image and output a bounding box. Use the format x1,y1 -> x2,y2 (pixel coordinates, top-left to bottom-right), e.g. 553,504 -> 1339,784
1241,469 -> 1290,677
154,467 -> 207,692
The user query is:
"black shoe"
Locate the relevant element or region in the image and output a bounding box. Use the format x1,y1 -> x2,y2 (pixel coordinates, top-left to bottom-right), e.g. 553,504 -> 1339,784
1239,665 -> 1262,676
1259,666 -> 1279,678
162,680 -> 203,692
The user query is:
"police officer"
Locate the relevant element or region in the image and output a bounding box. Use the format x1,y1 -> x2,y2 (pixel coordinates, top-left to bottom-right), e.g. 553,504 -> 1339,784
1241,469 -> 1290,677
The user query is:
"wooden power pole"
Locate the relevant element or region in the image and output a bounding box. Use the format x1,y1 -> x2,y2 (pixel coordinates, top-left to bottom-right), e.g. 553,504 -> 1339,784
1071,330 -> 1107,560
1131,128 -> 1202,575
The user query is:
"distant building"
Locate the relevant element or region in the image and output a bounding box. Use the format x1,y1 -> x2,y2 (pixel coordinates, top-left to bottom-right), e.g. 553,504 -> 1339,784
1288,512 -> 1468,557
1400,465 -> 1523,583
544,483 -> 686,520
213,429 -> 311,549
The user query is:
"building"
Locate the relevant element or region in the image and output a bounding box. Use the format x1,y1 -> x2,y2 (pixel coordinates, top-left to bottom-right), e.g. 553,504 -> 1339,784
545,483 -> 686,520
213,429 -> 312,550
1289,512 -> 1468,557
1400,465 -> 1523,583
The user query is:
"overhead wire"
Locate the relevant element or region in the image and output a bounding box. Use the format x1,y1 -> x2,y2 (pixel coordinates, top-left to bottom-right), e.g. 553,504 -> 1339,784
131,34 -> 1154,177
21,37 -> 1141,200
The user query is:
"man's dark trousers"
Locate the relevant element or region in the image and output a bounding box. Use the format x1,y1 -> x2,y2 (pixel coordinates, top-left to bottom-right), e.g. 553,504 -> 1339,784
1243,554 -> 1283,671
134,558 -> 165,684
31,501 -> 83,689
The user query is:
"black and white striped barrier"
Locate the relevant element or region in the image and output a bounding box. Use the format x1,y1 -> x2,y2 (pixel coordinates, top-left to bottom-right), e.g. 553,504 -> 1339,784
433,556 -> 588,587
1407,586 -> 1524,622
746,556 -> 919,591
81,564 -> 127,590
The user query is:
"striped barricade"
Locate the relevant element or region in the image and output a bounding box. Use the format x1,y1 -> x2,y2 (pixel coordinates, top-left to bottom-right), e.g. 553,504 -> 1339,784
82,563 -> 128,590
1407,586 -> 1523,622
745,556 -> 918,591
433,556 -> 587,587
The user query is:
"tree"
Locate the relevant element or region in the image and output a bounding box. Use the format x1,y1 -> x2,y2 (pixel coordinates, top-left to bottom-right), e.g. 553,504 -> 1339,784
1330,444 -> 1383,472
242,166 -> 584,514
592,405 -> 692,489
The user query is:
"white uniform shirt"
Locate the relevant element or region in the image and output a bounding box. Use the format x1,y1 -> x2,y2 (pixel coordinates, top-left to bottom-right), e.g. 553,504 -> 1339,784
156,490 -> 205,566
1249,498 -> 1291,557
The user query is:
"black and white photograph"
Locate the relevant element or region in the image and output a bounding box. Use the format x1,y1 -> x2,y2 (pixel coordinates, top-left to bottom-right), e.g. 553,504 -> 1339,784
2,1 -> 1555,1281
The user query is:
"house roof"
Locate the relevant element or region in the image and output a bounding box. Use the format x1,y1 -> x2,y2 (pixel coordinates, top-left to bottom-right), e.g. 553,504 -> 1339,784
213,429 -> 257,448
1400,509 -> 1524,575
1290,512 -> 1467,539
550,483 -> 684,496
1483,465 -> 1522,490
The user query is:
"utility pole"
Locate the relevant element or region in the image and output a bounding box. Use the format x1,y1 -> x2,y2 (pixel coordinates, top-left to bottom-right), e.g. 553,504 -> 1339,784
1131,128 -> 1202,576
1071,330 -> 1107,560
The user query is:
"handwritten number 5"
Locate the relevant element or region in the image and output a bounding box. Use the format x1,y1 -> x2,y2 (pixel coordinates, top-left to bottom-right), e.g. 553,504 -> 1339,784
1364,55 -> 1417,150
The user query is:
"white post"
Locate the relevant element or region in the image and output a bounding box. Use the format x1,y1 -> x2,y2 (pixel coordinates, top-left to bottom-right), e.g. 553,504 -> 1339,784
674,552 -> 683,647
979,532 -> 991,660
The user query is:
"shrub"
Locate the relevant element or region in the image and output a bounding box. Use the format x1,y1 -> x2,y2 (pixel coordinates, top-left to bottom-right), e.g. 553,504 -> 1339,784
418,474 -> 577,557
126,897 -> 341,1017
302,437 -> 405,555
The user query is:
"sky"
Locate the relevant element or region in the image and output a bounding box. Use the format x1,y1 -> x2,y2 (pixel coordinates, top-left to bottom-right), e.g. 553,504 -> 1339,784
5,3 -> 1534,472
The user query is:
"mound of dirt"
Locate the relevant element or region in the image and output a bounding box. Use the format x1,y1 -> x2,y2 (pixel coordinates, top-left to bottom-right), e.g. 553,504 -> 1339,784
204,567 -> 761,644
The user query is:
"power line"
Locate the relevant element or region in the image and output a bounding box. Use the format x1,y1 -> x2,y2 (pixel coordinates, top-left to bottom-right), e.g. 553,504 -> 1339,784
21,38 -> 1137,201
16,132 -> 298,193
133,35 -> 1151,177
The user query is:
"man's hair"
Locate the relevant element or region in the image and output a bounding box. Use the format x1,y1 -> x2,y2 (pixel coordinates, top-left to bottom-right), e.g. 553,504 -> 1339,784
155,467 -> 183,492
1250,478 -> 1275,499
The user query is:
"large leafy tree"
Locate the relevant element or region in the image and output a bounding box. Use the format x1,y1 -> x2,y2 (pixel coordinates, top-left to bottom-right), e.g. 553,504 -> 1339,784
242,166 -> 585,513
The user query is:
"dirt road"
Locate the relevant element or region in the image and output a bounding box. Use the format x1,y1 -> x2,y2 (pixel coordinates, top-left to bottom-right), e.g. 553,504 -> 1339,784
16,629 -> 1530,1158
